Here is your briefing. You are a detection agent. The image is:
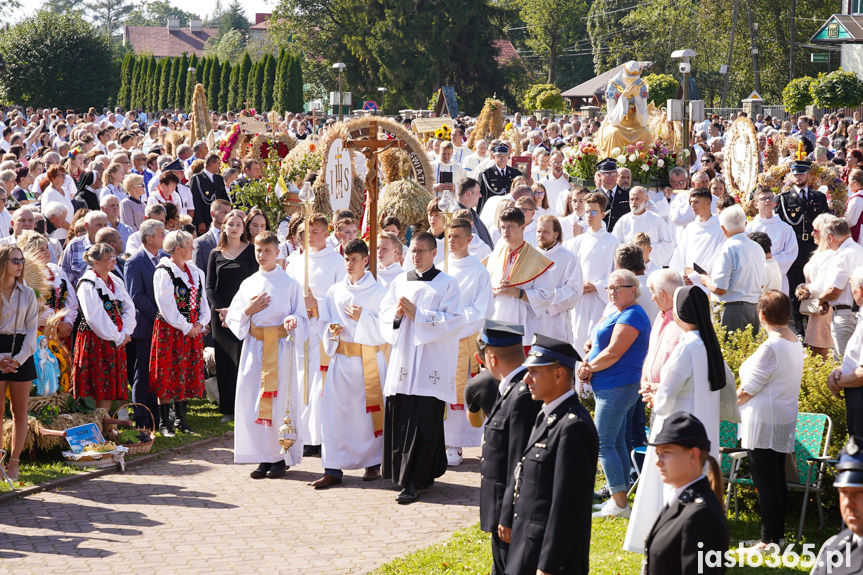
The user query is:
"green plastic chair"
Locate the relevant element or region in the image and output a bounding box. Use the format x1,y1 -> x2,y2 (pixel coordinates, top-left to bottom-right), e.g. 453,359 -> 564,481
725,412 -> 832,544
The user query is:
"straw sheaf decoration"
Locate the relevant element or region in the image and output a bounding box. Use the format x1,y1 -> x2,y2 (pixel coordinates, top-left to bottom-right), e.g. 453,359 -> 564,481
467,98 -> 504,150
190,83 -> 209,145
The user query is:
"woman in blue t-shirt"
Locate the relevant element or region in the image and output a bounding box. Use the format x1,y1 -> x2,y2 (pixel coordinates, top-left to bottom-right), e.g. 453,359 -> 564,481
577,268 -> 651,518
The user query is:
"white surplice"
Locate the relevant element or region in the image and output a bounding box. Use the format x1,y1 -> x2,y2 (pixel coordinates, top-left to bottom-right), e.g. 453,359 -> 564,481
226,266 -> 310,465
541,243 -> 582,343
612,209 -> 675,267
376,261 -> 404,291
285,246 -> 347,445
319,271 -> 387,470
624,330 -> 720,554
380,268 -> 464,404
564,227 -> 620,353
744,215 -> 799,293
444,254 -> 493,447
668,216 -> 725,285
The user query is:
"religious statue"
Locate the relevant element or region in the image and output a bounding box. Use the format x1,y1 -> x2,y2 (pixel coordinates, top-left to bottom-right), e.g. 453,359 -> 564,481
594,61 -> 655,159
34,335 -> 60,396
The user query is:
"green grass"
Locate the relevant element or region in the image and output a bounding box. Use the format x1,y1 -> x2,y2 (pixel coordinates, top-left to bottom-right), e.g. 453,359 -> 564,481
371,490 -> 838,574
0,399 -> 233,493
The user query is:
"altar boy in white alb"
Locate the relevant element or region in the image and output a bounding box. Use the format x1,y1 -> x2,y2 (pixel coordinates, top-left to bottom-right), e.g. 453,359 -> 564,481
285,213 -> 346,455
226,231 -> 309,480
444,218 -> 494,466
380,232 -> 464,504
310,239 -> 388,489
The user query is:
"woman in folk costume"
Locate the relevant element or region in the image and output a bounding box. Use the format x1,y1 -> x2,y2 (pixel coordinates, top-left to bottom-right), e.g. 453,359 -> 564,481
624,285 -> 738,553
72,243 -> 136,411
150,230 -> 210,437
17,231 -> 78,345
226,231 -> 309,480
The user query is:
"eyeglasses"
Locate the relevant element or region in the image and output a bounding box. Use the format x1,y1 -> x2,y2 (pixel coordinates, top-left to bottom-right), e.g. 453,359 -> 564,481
586,210 -> 600,217
606,285 -> 635,292
9,257 -> 24,265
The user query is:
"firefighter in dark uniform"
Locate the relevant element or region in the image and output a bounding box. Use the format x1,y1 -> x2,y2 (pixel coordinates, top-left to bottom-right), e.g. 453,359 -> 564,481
499,334 -> 597,575
596,158 -> 631,232
479,144 -> 522,215
774,159 -> 830,335
811,436 -> 863,575
642,412 -> 729,575
470,320 -> 541,575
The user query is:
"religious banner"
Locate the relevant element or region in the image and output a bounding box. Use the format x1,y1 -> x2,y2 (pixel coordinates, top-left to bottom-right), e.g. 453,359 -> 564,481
722,117 -> 760,213
325,138 -> 352,213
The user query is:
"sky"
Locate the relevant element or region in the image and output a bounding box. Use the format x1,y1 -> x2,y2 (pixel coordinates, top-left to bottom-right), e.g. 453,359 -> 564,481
9,0 -> 277,24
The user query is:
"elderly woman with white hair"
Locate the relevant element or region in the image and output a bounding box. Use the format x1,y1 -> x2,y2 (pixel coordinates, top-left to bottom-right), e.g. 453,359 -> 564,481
577,268 -> 651,518
699,205 -> 765,334
149,230 -> 210,437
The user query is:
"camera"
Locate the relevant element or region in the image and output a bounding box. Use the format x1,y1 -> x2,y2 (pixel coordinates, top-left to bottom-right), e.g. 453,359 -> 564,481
679,63 -> 691,74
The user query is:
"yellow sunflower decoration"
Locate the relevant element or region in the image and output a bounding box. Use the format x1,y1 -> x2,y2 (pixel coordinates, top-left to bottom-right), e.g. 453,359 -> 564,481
434,124 -> 453,141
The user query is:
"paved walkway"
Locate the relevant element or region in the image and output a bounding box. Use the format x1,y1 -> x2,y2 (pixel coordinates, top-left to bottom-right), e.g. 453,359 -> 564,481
0,438 -> 482,574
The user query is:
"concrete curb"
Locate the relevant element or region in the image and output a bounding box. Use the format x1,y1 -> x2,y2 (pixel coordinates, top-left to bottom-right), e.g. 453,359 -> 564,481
0,431 -> 234,506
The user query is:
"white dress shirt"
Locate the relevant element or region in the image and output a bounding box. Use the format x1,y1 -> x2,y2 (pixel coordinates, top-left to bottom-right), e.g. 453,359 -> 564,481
825,236 -> 863,307
710,233 -> 765,304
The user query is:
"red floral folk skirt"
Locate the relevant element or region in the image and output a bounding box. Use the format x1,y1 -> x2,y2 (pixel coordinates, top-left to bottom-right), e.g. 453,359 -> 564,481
149,316 -> 204,400
72,328 -> 128,402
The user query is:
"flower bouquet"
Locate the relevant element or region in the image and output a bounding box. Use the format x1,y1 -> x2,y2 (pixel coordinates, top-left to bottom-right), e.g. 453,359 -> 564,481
218,123 -> 242,165
564,141 -> 599,181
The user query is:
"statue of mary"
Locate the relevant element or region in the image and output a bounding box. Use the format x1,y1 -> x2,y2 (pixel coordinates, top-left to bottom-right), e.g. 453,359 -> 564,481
594,60 -> 655,158
34,335 -> 60,396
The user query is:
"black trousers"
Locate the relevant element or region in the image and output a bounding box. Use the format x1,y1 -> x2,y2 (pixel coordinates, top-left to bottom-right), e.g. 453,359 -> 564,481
846,387 -> 863,437
747,448 -> 788,543
131,337 -> 160,429
787,264 -> 806,335
491,528 -> 509,575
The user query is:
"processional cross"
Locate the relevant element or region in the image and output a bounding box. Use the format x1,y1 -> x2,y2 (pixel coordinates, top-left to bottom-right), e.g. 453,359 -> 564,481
346,120 -> 404,278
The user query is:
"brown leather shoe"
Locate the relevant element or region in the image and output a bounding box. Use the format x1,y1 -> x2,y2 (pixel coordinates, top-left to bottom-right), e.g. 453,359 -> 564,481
310,474 -> 343,489
362,467 -> 381,482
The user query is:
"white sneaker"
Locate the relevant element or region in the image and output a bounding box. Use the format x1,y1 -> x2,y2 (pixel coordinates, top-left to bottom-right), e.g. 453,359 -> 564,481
592,498 -> 631,518
446,446 -> 463,466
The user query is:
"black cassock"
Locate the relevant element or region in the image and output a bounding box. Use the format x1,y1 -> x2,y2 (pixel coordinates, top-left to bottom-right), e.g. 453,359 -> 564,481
382,267 -> 448,490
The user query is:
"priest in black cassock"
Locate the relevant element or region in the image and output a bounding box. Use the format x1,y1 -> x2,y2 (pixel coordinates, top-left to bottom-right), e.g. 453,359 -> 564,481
380,232 -> 464,504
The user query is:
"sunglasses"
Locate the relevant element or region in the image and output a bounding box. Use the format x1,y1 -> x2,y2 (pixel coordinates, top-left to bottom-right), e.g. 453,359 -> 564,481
9,257 -> 25,265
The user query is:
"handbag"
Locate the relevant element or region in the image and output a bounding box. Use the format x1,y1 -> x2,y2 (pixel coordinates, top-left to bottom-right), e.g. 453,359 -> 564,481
799,298 -> 820,315
785,452 -> 800,484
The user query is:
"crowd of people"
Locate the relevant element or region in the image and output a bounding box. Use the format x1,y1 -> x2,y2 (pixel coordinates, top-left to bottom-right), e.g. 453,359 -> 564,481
0,102 -> 862,574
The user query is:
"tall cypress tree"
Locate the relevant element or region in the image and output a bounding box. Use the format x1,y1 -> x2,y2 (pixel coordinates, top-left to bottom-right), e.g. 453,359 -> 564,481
228,63 -> 240,110
141,55 -> 156,111
273,47 -> 287,114
174,53 -> 189,110
207,58 -> 221,112
186,53 -> 199,110
219,61 -> 232,113
149,57 -> 162,112
118,53 -> 133,110
165,57 -> 179,111
129,56 -> 141,109
237,52 -> 252,109
287,54 -> 305,113
254,56 -> 267,111
262,54 -> 277,112
198,57 -> 209,91
248,61 -> 260,111
158,58 -> 172,111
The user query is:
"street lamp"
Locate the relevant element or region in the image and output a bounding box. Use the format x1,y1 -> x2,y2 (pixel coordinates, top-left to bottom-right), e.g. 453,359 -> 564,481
298,181 -> 316,405
377,87 -> 387,114
671,49 -> 696,152
333,62 -> 346,122
438,189 -> 458,274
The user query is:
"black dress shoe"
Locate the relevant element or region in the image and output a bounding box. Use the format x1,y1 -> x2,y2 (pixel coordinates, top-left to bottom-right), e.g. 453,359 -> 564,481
396,483 -> 420,504
266,460 -> 287,479
250,462 -> 272,479
593,487 -> 610,502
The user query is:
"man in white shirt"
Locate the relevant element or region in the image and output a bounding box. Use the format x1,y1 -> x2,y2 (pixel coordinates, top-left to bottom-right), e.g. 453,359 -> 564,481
540,151 -> 570,216
451,128 -> 470,166
744,187 -> 798,292
536,215 -> 582,343
699,205 -> 765,334
669,171 -> 716,240
826,269 -> 863,436
669,188 -> 725,287
612,186 -> 674,266
817,218 -> 863,359
462,140 -> 488,177
432,141 -> 465,196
